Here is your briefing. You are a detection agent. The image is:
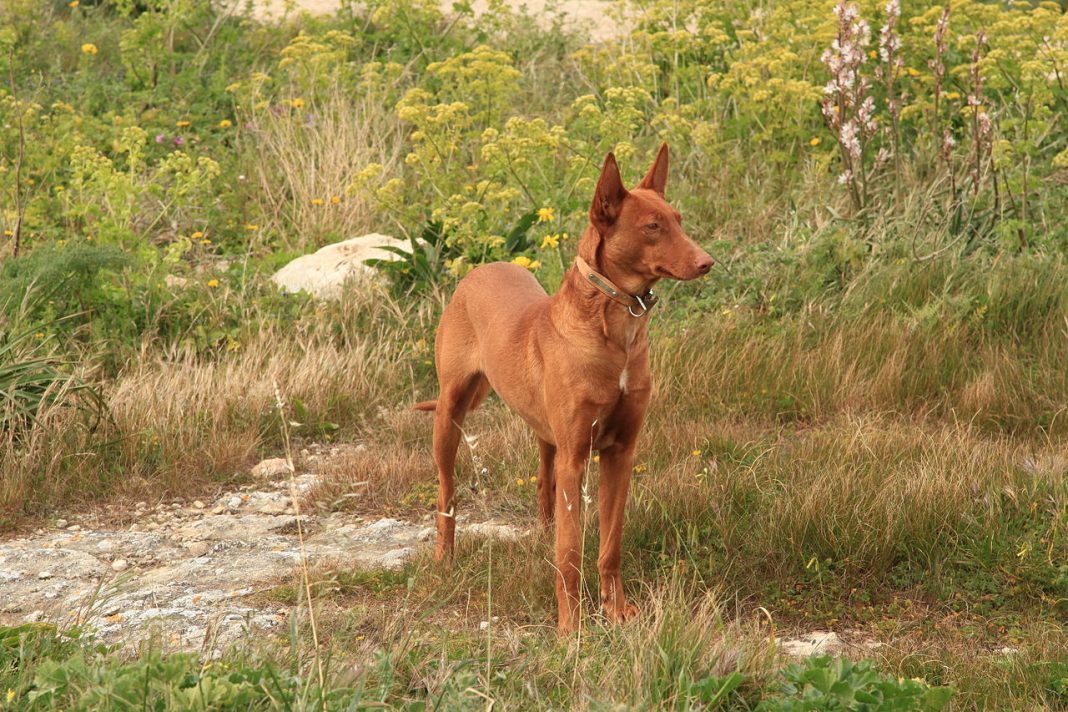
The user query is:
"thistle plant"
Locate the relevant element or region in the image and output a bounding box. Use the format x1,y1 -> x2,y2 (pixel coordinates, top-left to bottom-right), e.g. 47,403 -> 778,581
876,0 -> 903,185
968,31 -> 993,197
821,0 -> 877,214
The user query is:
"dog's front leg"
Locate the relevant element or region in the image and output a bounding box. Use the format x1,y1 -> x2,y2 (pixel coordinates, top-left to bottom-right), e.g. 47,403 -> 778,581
597,444 -> 638,623
553,448 -> 587,633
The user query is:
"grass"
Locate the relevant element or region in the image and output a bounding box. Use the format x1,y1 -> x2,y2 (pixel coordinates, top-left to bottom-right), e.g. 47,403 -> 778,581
3,0 -> 1068,707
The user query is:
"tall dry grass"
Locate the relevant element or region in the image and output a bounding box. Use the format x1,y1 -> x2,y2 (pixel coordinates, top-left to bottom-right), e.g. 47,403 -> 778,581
0,288 -> 435,523
245,84 -> 404,252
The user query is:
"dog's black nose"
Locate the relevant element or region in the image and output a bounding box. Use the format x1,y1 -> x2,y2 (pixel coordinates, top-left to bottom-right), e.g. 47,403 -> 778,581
696,255 -> 714,274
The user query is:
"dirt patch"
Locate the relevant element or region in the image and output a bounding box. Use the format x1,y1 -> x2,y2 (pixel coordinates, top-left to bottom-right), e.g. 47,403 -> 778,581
247,0 -> 625,41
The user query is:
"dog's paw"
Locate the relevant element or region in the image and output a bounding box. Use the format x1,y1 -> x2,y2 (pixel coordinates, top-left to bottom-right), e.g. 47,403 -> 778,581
605,602 -> 639,624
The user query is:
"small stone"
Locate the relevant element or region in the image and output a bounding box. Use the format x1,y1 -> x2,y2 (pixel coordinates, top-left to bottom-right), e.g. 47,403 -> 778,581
258,500 -> 288,515
96,539 -> 114,551
135,501 -> 148,510
66,524 -> 81,532
478,617 -> 499,631
171,503 -> 181,510
111,559 -> 128,572
211,505 -> 224,515
193,500 -> 205,509
55,519 -> 68,529
251,458 -> 291,480
37,571 -> 53,580
226,496 -> 242,509
186,542 -> 210,557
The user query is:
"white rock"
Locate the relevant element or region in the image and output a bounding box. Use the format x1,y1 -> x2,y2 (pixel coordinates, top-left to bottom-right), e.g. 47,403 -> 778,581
37,571 -> 52,580
779,631 -> 842,658
251,458 -> 291,480
193,500 -> 205,509
226,496 -> 243,510
112,559 -> 128,572
55,519 -> 68,528
271,233 -> 410,299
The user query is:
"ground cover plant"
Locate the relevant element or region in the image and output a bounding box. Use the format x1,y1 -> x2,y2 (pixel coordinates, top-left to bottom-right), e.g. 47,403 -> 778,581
1,0 -> 1067,708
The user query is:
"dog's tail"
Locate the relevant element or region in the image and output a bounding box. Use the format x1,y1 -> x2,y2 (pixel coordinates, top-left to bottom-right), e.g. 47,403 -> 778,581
413,400 -> 437,412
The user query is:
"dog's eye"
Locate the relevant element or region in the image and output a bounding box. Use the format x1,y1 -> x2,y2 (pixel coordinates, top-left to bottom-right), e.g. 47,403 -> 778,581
646,222 -> 660,231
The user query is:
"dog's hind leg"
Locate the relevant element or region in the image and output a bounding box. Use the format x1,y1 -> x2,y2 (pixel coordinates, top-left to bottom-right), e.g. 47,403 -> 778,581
537,437 -> 556,526
433,373 -> 489,562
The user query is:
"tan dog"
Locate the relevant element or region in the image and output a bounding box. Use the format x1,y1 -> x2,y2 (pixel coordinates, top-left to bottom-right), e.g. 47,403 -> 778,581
415,144 -> 713,632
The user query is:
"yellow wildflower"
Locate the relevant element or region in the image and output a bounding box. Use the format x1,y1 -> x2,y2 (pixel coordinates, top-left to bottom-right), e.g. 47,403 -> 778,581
330,195 -> 341,205
55,185 -> 65,192
207,279 -> 219,288
200,239 -> 212,246
69,0 -> 79,6
809,137 -> 821,146
692,449 -> 702,457
289,98 -> 305,109
81,43 -> 98,55
906,67 -> 921,77
6,688 -> 15,704
245,223 -> 259,231
311,198 -> 325,206
634,464 -> 647,474
515,478 -> 525,486
537,206 -> 555,222
529,476 -> 537,483
529,260 -> 541,270
945,91 -> 960,100
218,119 -> 232,128
176,120 -> 191,127
2,229 -> 13,237
191,231 -> 204,239
593,454 -> 600,463
511,255 -> 533,268
540,234 -> 559,249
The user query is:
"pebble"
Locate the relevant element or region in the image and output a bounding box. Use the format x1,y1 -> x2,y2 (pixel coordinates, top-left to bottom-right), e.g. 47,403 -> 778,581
67,524 -> 81,532
226,496 -> 242,509
55,519 -> 68,529
37,571 -> 52,580
111,559 -> 128,572
211,505 -> 225,515
186,542 -> 210,557
193,500 -> 205,509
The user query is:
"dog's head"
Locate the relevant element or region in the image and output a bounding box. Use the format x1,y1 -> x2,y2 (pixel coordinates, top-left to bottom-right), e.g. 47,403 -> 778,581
589,143 -> 713,282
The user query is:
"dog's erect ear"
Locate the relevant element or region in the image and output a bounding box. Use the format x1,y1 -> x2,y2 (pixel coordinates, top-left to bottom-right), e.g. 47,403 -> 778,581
636,142 -> 669,196
590,152 -> 629,231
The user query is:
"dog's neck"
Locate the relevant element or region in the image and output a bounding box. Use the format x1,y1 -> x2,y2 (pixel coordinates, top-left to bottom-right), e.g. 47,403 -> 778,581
575,225 -> 655,298
551,225 -> 653,352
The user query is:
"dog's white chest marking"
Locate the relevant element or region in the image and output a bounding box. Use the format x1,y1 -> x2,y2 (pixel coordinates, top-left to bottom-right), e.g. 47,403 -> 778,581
619,367 -> 629,393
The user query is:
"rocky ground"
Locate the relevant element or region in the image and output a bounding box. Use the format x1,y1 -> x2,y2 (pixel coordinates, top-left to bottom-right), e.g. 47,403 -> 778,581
0,447 -> 861,659
0,449 -> 522,656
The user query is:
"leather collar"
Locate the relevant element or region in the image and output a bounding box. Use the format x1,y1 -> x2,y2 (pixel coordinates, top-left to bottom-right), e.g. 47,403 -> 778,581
574,256 -> 658,317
